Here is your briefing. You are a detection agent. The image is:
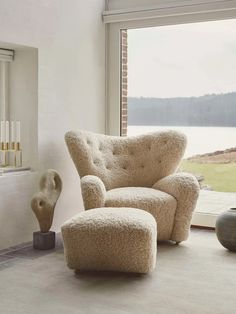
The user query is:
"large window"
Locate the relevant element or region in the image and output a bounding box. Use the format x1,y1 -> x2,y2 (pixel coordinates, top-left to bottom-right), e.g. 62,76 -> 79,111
105,1 -> 236,226
121,18 -> 236,225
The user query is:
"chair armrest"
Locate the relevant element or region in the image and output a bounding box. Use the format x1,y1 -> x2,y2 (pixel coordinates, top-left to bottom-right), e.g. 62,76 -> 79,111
153,172 -> 200,242
153,172 -> 199,201
81,175 -> 106,210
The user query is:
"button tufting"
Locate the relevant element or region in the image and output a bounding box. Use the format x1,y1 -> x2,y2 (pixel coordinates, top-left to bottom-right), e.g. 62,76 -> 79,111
93,159 -> 99,165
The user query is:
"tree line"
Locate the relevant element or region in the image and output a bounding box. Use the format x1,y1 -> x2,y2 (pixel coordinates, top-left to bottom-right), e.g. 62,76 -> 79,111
128,92 -> 236,126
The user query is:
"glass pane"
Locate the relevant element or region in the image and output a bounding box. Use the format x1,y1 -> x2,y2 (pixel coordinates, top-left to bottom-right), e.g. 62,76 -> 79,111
125,19 -> 236,218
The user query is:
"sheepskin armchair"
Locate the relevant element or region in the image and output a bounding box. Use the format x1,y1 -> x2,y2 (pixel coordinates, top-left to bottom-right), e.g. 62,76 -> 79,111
65,130 -> 199,243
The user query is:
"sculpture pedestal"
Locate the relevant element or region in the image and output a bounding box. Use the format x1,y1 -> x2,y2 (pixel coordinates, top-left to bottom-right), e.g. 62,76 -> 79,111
33,231 -> 55,250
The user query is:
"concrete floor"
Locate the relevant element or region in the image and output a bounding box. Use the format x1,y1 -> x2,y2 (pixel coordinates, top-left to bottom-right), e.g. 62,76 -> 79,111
0,230 -> 236,314
196,190 -> 236,214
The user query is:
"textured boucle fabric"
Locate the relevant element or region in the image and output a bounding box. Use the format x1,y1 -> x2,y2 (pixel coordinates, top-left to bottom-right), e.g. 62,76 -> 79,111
153,173 -> 200,242
65,129 -> 186,190
80,175 -> 106,209
106,187 -> 177,241
65,129 -> 199,243
61,207 -> 157,273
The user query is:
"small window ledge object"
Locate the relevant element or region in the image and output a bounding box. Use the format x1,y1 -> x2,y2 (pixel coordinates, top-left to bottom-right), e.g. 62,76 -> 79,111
0,120 -> 22,168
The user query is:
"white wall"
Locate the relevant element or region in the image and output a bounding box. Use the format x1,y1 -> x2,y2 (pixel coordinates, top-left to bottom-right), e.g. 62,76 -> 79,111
0,0 -> 105,249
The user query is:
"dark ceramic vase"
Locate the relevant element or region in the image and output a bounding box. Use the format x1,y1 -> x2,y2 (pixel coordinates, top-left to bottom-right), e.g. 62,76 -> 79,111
216,208 -> 236,252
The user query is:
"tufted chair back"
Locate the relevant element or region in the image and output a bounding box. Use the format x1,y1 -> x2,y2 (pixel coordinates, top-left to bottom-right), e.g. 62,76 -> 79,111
65,130 -> 186,190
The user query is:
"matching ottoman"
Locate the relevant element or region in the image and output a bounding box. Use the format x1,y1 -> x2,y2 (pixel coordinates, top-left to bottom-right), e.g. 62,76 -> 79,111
61,207 -> 157,273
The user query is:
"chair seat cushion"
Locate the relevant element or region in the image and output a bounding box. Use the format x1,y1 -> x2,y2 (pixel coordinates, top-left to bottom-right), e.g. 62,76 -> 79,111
61,207 -> 157,273
105,187 -> 177,241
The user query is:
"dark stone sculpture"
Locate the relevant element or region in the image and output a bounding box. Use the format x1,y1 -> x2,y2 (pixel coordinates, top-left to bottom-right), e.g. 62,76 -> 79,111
216,208 -> 236,252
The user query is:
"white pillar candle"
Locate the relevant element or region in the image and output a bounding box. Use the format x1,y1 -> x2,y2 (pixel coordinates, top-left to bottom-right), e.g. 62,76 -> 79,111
11,121 -> 15,142
16,121 -> 21,143
1,121 -> 5,143
5,121 -> 9,143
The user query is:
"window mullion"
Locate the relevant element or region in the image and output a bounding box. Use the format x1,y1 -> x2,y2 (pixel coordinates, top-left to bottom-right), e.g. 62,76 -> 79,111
0,61 -> 9,121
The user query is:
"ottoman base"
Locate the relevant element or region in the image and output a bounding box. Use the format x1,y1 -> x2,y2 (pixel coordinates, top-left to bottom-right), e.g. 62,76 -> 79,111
62,207 -> 157,274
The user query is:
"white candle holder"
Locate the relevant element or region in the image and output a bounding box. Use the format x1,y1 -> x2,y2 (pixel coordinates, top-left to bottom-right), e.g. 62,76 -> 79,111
7,142 -> 22,168
0,120 -> 22,168
0,142 -> 7,167
15,142 -> 22,167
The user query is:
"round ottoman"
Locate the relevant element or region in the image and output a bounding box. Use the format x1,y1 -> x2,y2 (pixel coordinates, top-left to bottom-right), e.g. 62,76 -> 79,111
61,207 -> 157,273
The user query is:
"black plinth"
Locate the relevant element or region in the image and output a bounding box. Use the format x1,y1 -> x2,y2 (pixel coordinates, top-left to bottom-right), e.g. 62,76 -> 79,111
33,231 -> 55,250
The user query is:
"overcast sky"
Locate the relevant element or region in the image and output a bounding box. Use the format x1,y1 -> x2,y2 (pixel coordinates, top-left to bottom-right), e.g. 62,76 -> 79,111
128,18 -> 236,98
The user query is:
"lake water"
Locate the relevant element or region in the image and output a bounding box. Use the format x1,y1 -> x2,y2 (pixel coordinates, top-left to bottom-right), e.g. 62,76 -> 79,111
128,126 -> 236,158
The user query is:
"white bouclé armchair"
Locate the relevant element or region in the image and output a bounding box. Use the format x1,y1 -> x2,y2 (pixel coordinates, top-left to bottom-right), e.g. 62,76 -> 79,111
65,130 -> 199,243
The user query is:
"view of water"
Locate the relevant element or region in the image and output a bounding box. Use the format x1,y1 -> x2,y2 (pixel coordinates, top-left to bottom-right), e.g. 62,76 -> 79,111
128,126 -> 236,158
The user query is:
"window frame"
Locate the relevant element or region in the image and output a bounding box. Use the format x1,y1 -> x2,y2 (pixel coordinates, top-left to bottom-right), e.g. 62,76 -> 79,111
104,2 -> 236,227
0,49 -> 13,121
105,1 -> 236,136
0,60 -> 9,121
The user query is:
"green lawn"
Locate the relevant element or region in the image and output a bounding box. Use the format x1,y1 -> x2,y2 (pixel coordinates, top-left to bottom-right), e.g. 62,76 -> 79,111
180,160 -> 236,192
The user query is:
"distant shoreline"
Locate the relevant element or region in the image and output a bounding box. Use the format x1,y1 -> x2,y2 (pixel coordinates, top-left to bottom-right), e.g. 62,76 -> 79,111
187,147 -> 236,164
128,92 -> 236,127
127,126 -> 236,159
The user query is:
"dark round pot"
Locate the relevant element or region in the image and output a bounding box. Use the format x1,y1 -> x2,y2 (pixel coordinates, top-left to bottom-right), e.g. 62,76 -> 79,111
216,208 -> 236,252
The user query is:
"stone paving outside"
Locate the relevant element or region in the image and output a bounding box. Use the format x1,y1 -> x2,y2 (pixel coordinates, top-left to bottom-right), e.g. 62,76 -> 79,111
196,190 -> 236,214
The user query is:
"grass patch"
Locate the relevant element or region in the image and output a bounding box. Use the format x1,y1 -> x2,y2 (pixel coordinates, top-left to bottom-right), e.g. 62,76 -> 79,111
180,160 -> 236,192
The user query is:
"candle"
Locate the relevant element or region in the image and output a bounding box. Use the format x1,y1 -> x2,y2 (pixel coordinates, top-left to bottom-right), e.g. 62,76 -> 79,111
1,121 -> 5,143
5,121 -> 9,143
16,121 -> 21,144
11,121 -> 15,142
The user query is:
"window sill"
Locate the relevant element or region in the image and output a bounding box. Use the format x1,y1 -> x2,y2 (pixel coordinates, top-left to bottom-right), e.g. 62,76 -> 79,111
0,168 -> 37,179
